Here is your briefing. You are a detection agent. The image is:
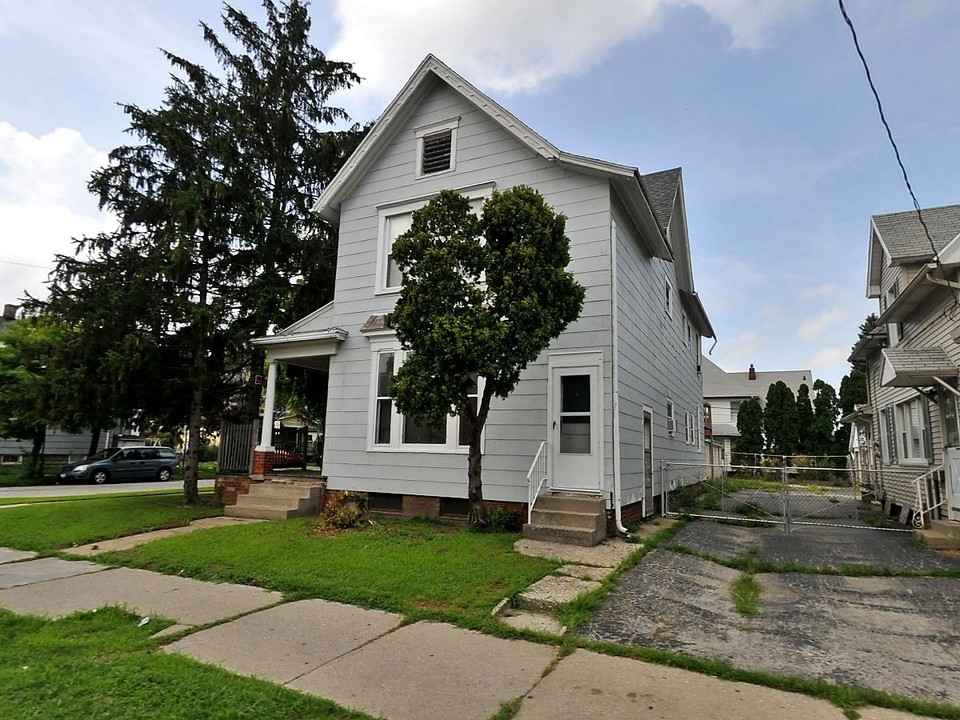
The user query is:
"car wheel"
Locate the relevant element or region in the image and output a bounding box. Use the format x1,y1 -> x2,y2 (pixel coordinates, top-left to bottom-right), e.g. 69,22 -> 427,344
92,470 -> 109,485
157,468 -> 172,482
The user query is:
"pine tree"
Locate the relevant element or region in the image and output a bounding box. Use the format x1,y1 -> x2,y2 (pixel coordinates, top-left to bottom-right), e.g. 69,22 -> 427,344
764,381 -> 798,456
795,383 -> 814,454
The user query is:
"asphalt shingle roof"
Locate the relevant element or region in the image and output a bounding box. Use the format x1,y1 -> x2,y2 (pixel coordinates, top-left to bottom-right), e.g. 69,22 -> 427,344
640,168 -> 681,234
872,204 -> 960,261
882,346 -> 957,376
701,356 -> 813,401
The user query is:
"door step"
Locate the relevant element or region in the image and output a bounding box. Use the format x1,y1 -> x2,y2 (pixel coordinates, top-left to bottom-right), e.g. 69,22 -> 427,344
225,481 -> 325,520
522,493 -> 606,547
916,519 -> 960,550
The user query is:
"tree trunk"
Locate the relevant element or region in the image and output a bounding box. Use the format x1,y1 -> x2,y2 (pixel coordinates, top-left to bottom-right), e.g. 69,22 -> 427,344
467,431 -> 488,527
184,382 -> 202,504
87,427 -> 102,457
26,425 -> 46,481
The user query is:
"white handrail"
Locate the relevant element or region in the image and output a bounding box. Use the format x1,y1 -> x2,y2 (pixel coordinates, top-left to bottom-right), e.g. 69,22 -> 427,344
526,441 -> 548,523
914,464 -> 945,529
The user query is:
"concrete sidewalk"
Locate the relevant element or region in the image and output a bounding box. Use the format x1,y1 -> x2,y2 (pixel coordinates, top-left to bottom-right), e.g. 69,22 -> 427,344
0,542 -> 933,720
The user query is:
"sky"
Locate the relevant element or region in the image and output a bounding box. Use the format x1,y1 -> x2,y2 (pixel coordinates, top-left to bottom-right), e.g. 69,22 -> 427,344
1,0 -> 958,389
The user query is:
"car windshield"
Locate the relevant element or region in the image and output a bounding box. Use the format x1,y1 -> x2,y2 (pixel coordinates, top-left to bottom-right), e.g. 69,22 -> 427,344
84,448 -> 121,462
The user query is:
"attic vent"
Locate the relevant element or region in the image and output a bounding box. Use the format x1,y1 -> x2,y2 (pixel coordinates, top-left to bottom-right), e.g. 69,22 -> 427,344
421,130 -> 453,174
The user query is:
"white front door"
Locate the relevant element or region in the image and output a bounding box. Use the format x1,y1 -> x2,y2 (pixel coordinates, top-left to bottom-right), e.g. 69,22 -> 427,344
549,355 -> 602,493
947,447 -> 960,521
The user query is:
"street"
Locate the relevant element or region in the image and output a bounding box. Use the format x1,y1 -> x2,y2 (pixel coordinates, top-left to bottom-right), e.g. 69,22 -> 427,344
0,478 -> 216,499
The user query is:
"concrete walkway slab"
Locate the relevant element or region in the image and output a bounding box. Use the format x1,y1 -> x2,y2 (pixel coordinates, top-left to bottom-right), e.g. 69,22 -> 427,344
0,557 -> 106,589
0,547 -> 37,564
289,620 -> 557,720
514,649 -> 849,720
555,564 -> 610,581
518,575 -> 601,612
0,566 -> 281,623
515,537 -> 636,567
165,599 -> 402,683
62,516 -> 263,557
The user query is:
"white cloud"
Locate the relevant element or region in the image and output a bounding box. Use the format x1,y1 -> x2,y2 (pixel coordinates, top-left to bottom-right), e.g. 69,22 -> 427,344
329,0 -> 806,118
796,307 -> 847,343
0,123 -> 112,303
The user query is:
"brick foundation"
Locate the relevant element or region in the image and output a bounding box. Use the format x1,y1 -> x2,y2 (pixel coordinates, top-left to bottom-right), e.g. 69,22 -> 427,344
320,490 -> 527,523
214,475 -> 263,506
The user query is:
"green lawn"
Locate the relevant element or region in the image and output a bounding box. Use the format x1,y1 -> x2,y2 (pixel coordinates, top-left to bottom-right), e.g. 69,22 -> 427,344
0,607 -> 373,720
100,517 -> 558,623
0,495 -> 222,553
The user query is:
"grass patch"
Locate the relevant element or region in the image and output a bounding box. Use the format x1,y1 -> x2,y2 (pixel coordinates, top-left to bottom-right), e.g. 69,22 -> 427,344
99,517 -> 557,623
0,607 -> 374,719
731,572 -> 760,616
0,495 -> 222,553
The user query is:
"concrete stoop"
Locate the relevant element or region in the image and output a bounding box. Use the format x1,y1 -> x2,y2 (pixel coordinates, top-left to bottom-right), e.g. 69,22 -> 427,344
917,519 -> 960,550
225,481 -> 324,520
522,493 -> 606,547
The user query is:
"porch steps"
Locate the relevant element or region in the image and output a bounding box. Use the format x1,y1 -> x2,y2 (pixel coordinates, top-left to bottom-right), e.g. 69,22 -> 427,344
225,481 -> 324,520
521,493 -> 606,547
917,520 -> 960,550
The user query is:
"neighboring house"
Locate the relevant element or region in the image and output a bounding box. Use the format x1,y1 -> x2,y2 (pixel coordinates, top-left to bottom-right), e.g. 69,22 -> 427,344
701,356 -> 813,467
249,55 -> 714,527
849,203 -> 960,525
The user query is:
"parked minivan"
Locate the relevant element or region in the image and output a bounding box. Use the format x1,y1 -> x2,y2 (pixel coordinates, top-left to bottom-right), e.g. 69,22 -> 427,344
59,446 -> 180,484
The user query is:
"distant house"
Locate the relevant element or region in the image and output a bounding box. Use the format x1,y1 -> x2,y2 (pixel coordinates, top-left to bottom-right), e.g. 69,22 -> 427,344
244,54 -> 714,534
701,356 -> 813,467
849,204 -> 960,526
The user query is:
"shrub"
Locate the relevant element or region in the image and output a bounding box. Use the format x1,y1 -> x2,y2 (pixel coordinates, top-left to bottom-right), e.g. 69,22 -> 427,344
488,506 -> 520,532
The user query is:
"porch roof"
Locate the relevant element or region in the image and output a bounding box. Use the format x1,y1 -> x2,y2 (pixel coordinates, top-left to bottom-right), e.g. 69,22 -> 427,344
250,327 -> 347,370
880,346 -> 958,388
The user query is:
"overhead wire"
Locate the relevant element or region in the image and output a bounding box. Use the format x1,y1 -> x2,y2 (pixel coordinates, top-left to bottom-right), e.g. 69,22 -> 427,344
837,0 -> 944,274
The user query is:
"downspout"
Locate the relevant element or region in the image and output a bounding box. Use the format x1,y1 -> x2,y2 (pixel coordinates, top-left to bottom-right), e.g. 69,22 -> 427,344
609,219 -> 629,534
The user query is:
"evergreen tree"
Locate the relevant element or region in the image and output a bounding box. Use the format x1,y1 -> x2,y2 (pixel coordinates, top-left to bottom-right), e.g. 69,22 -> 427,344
45,0 -> 365,502
733,396 -> 765,462
764,381 -> 798,456
795,383 -> 814,454
812,379 -> 840,455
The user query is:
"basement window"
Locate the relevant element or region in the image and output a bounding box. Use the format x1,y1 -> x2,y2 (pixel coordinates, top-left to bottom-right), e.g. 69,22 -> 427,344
439,497 -> 470,518
368,492 -> 403,513
415,117 -> 459,178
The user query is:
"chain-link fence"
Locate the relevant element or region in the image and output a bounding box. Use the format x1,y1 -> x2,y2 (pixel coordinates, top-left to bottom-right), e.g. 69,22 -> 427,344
662,459 -> 908,532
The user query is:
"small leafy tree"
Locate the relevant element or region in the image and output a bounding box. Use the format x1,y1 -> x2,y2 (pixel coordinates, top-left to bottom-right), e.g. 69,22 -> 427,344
733,396 -> 764,463
388,187 -> 585,526
764,381 -> 798,456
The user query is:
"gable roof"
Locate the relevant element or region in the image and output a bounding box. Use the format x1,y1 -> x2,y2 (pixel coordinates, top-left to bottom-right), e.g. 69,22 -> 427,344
701,356 -> 813,402
640,168 -> 681,234
313,54 -> 671,261
868,204 -> 960,294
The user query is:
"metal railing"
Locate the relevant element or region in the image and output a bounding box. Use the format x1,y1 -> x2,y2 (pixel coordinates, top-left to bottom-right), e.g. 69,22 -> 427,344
526,441 -> 548,522
913,464 -> 945,529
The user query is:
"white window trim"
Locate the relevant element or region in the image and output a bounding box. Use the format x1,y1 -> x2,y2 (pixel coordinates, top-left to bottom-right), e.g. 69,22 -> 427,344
666,399 -> 676,436
415,116 -> 460,179
374,184 -> 494,296
893,395 -> 928,466
366,339 -> 485,454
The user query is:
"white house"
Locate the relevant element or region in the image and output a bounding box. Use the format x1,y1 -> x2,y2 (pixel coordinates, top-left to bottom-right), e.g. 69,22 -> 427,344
850,203 -> 960,532
247,55 -> 714,535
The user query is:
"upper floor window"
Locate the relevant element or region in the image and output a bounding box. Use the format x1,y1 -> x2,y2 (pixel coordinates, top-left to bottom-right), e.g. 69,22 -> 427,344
665,279 -> 673,318
885,278 -> 903,346
666,399 -> 676,435
415,117 -> 459,178
376,185 -> 491,294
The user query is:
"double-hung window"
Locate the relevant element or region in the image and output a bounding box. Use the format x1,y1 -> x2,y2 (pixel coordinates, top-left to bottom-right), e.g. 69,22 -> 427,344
370,346 -> 483,452
882,396 -> 931,465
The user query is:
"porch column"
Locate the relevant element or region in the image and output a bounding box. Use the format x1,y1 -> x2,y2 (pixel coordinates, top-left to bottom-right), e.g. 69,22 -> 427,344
256,359 -> 278,451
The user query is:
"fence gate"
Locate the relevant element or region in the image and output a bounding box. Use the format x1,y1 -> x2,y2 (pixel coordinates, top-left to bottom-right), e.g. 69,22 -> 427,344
662,460 -> 909,532
272,426 -> 308,470
218,420 -> 260,475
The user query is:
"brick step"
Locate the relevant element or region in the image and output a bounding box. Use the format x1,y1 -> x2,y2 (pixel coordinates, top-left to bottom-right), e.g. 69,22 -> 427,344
530,507 -> 605,531
521,523 -> 606,547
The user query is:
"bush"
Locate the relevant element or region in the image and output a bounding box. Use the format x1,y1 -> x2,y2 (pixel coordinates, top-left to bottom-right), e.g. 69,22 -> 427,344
488,506 -> 520,532
320,491 -> 369,530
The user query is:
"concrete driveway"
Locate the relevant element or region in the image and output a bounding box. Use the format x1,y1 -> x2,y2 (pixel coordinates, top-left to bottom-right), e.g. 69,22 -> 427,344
577,522 -> 960,705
